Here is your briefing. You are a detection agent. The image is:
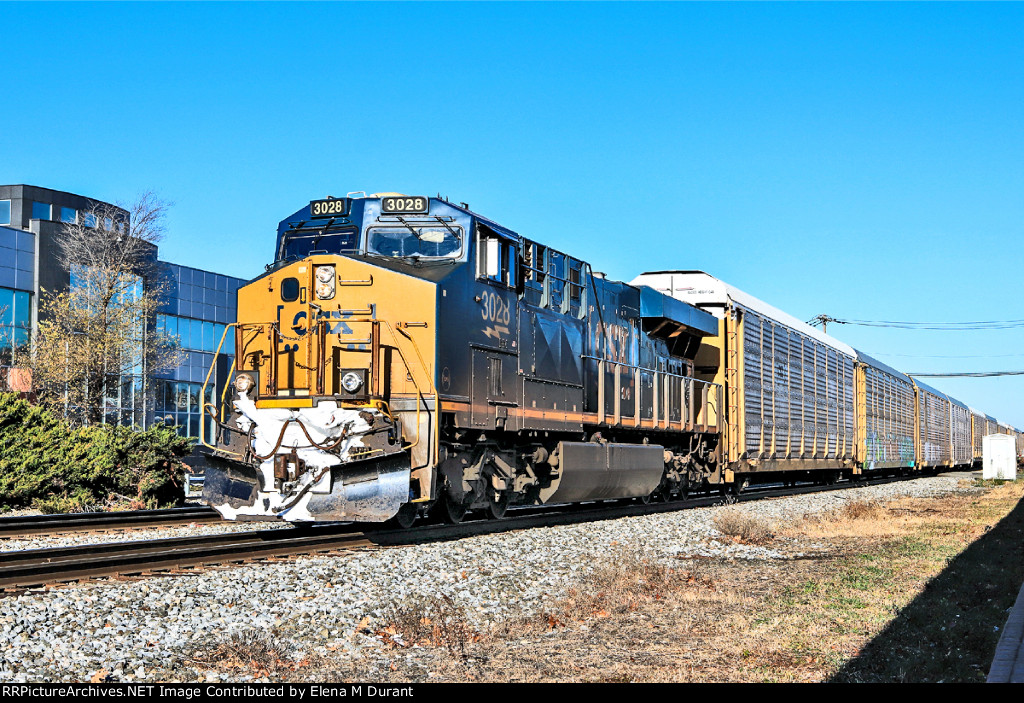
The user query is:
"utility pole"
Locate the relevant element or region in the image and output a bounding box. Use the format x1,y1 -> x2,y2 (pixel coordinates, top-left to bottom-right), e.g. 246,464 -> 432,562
807,314 -> 840,333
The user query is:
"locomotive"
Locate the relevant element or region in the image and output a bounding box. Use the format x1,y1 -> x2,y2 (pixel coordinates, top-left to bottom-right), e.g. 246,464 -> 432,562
199,193 -> 1018,525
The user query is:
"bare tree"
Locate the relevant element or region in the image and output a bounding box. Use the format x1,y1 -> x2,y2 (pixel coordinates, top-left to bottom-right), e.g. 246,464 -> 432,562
25,192 -> 183,426
55,190 -> 168,276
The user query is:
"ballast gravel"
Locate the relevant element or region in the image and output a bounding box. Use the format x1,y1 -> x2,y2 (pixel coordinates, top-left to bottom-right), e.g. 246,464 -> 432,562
0,474 -> 983,682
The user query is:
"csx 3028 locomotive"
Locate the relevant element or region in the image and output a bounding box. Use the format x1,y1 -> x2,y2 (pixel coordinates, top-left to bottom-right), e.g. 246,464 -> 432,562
201,193 -> 727,525
200,193 -> 1018,525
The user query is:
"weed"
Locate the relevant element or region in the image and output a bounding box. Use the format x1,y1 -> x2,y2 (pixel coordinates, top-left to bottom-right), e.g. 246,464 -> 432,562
713,508 -> 775,544
840,500 -> 885,521
378,594 -> 476,662
188,628 -> 324,678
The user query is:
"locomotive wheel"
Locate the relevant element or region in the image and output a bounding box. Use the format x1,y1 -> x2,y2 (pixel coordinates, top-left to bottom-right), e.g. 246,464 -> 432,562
641,482 -> 668,504
388,501 -> 419,529
440,493 -> 469,524
486,490 -> 510,520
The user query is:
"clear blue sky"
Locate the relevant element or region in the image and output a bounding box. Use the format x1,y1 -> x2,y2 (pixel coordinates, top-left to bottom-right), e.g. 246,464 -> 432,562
3,2 -> 1023,425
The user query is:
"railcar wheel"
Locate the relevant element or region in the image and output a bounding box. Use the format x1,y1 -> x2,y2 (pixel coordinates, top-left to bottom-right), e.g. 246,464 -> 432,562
388,501 -> 419,529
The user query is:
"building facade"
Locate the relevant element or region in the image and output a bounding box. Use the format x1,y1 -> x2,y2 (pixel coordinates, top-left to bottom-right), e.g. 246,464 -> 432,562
0,184 -> 247,437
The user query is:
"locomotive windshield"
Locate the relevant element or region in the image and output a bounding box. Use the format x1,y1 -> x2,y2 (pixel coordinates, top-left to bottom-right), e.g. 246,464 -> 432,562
279,226 -> 359,262
367,225 -> 462,259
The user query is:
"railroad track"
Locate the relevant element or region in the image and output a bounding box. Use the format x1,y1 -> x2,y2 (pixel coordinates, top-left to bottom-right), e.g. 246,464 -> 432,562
0,471 -> 938,591
0,524 -> 372,590
0,506 -> 222,538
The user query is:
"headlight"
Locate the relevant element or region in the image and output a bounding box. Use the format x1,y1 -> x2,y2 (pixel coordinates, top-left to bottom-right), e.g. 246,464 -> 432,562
234,373 -> 254,394
341,372 -> 363,393
314,265 -> 335,300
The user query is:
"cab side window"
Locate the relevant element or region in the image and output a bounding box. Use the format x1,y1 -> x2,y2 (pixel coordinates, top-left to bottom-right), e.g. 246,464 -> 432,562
520,240 -> 546,307
477,225 -> 517,287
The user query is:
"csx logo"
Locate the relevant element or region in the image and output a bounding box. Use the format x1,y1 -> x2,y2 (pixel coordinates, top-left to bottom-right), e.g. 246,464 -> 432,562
278,306 -> 360,336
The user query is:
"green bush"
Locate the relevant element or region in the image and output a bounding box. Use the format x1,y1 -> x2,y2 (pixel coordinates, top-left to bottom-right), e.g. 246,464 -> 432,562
0,392 -> 194,512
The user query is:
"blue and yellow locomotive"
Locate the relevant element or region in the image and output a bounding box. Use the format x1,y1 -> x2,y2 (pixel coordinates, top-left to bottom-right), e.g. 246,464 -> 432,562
200,193 -> 723,524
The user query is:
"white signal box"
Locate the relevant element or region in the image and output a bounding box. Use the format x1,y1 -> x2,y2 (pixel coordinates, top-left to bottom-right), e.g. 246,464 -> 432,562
983,434 -> 1017,480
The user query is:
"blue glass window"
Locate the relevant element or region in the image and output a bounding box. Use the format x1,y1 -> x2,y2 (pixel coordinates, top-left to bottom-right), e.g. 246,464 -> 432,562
60,207 -> 77,224
31,202 -> 51,221
0,288 -> 13,327
0,287 -> 32,353
0,201 -> 10,225
190,319 -> 202,350
213,323 -> 226,350
83,213 -> 97,228
14,290 -> 29,326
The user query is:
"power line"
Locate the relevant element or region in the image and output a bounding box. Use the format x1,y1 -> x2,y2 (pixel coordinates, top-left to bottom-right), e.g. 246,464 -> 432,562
868,351 -> 1024,359
807,315 -> 1024,331
907,370 -> 1024,378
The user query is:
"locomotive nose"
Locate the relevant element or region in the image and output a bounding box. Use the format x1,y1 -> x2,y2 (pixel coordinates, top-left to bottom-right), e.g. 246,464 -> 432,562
203,254 -> 439,523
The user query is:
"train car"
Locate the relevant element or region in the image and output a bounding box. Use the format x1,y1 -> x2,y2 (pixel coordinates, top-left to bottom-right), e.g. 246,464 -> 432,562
633,271 -> 857,486
853,352 -> 916,473
986,415 -> 999,439
200,194 -> 724,524
968,407 -> 985,466
949,396 -> 973,468
911,379 -> 952,469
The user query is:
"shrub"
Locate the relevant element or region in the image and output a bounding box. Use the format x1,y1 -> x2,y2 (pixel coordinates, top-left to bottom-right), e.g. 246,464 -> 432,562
0,392 -> 193,511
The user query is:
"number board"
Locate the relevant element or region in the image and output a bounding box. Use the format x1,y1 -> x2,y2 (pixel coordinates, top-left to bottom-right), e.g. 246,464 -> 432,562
381,196 -> 429,214
309,198 -> 350,218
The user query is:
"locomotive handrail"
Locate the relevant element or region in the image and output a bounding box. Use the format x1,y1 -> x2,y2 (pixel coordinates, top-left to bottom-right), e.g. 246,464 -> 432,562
199,316 -> 439,488
582,354 -> 722,430
337,317 -> 438,465
200,323 -> 242,457
579,354 -> 722,384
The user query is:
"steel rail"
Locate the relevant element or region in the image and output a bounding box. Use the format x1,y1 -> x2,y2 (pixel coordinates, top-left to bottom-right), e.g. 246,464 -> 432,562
0,524 -> 370,590
0,506 -> 222,539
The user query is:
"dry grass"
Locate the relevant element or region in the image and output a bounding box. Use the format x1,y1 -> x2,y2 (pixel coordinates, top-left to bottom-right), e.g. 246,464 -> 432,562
713,508 -> 776,544
839,498 -> 886,520
377,594 -> 477,661
548,550 -> 715,623
188,628 -> 329,679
